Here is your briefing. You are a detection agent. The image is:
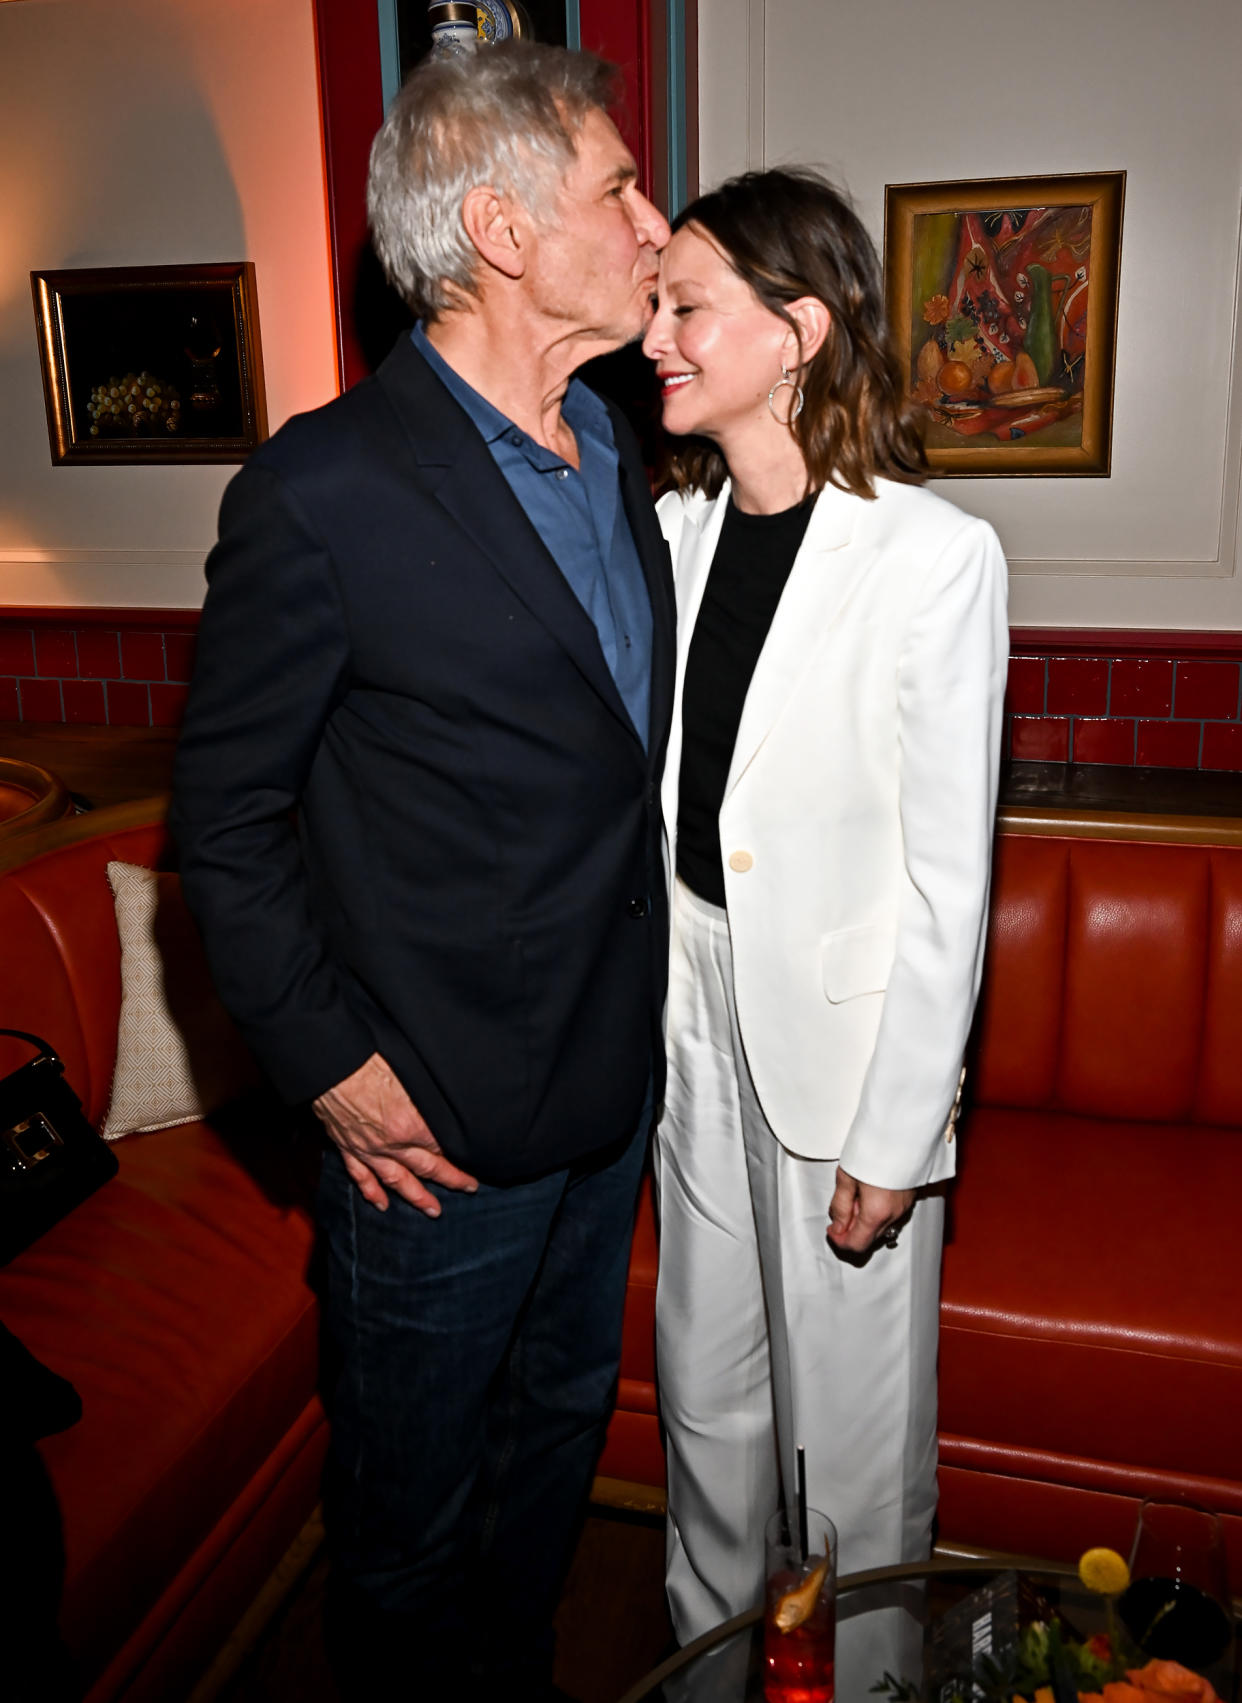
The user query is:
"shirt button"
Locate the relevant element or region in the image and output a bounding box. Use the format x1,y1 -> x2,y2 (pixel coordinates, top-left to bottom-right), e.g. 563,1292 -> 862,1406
627,896 -> 648,918
506,429 -> 523,447
554,467 -> 570,480
728,851 -> 754,873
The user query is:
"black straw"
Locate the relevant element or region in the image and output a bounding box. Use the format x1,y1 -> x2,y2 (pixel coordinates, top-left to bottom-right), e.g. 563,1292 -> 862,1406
796,1445 -> 809,1562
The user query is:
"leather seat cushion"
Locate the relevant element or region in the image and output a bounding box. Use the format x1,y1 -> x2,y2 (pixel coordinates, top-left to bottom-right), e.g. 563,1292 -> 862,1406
0,1112 -> 319,1678
941,1105 -> 1242,1486
620,1173 -> 657,1386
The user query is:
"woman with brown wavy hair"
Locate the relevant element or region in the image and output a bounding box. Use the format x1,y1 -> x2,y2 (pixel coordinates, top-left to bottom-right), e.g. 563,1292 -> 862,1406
643,168 -> 1009,1691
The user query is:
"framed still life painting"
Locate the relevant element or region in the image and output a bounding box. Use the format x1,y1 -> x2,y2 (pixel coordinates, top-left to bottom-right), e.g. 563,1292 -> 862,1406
884,171 -> 1124,476
31,262 -> 267,466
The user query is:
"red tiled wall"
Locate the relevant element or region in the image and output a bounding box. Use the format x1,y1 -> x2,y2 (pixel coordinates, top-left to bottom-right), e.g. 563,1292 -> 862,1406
3,614 -> 1242,772
0,613 -> 196,729
1005,633 -> 1242,773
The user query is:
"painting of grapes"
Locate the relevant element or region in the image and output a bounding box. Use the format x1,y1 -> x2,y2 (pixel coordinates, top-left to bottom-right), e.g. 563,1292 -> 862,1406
884,173 -> 1124,476
32,264 -> 267,466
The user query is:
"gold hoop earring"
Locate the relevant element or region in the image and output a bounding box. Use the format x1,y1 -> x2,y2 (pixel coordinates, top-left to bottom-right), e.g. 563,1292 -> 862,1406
767,365 -> 805,424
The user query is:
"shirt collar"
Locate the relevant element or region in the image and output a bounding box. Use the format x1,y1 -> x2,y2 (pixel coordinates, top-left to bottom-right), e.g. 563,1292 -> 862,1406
412,322 -> 616,464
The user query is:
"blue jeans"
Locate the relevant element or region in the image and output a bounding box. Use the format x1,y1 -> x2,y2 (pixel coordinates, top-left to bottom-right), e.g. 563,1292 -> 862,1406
316,1109 -> 649,1698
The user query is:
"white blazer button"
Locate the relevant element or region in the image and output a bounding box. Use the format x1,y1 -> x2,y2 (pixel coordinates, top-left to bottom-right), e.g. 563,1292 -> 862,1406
728,850 -> 753,873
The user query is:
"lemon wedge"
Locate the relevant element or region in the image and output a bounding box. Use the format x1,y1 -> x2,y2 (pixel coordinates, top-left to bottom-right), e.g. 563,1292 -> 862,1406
772,1556 -> 829,1632
1078,1547 -> 1131,1595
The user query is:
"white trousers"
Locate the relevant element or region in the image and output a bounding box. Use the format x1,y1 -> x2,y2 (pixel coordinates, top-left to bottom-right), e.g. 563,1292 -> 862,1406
655,880 -> 944,1699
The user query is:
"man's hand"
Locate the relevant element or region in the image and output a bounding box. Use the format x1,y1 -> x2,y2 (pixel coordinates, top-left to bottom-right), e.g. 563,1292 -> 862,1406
826,1166 -> 914,1255
313,1052 -> 478,1216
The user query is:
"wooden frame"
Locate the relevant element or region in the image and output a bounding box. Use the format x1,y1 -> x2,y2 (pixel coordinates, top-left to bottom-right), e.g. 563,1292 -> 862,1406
884,172 -> 1124,477
31,263 -> 267,465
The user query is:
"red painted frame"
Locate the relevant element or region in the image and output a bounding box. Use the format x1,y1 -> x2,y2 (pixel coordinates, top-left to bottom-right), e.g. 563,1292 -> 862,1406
311,0 -> 668,392
312,0 -> 385,393
591,0 -> 666,213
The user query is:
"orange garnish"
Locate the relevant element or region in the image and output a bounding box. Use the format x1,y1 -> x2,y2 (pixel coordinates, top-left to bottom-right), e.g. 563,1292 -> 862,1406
772,1556 -> 829,1632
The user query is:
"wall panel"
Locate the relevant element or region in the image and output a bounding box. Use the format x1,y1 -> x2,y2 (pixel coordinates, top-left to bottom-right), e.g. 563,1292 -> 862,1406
0,0 -> 336,610
697,0 -> 1242,630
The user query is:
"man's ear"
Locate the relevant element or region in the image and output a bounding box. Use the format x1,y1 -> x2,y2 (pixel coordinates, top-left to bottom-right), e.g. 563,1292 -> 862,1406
461,185 -> 529,281
783,296 -> 831,368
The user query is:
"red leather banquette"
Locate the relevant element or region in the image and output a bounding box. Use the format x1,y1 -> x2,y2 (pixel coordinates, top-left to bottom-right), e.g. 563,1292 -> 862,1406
2,799 -> 1240,1703
0,802 -> 325,1703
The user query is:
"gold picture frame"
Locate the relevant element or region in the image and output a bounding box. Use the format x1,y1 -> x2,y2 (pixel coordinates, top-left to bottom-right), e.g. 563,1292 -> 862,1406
883,172 -> 1124,477
31,263 -> 267,466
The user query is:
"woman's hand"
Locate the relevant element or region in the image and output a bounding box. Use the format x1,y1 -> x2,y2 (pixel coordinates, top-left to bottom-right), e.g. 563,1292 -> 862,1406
826,1167 -> 914,1254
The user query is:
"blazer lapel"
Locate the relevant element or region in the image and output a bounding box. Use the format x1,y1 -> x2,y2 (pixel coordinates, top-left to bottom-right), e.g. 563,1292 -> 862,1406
616,430 -> 676,772
661,486 -> 730,841
376,337 -> 636,741
723,482 -> 868,799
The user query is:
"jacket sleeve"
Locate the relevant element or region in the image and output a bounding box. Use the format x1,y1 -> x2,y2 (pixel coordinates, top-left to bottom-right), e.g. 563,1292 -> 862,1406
836,515 -> 1009,1190
170,462 -> 377,1105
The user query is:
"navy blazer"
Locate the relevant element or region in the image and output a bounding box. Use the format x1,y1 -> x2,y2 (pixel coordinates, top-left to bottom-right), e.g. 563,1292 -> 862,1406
172,335 -> 675,1182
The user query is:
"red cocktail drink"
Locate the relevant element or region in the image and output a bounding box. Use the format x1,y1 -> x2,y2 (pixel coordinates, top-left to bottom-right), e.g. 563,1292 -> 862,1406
764,1566 -> 835,1703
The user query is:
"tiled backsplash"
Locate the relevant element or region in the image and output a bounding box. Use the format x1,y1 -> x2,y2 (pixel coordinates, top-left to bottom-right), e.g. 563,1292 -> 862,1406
1005,634 -> 1242,772
0,612 -> 196,728
3,612 -> 1242,772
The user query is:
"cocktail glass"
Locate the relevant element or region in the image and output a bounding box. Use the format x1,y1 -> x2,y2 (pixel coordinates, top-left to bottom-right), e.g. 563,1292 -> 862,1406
1118,1499 -> 1233,1682
763,1505 -> 837,1703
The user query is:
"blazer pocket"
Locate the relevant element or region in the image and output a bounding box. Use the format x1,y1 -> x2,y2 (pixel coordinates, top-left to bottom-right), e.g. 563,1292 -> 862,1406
821,922 -> 892,1003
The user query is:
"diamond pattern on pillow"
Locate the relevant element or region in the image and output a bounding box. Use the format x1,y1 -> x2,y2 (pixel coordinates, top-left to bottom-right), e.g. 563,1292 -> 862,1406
103,861 -> 261,1138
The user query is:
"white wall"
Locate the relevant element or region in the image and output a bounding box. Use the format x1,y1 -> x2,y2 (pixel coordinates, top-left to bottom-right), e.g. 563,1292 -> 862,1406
0,0 -> 336,609
698,0 -> 1242,630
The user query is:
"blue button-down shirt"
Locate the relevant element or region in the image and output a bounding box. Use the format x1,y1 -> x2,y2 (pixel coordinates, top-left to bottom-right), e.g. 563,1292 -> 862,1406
413,324 -> 652,749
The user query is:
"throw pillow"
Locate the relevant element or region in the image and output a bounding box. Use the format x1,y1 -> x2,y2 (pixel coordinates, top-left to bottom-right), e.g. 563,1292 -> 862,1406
102,861 -> 261,1138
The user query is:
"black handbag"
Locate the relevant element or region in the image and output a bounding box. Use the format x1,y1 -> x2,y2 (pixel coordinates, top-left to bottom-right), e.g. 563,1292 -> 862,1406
0,1029 -> 118,1266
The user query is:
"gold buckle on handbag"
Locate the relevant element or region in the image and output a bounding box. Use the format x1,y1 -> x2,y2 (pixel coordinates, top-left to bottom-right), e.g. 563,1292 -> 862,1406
2,1113 -> 65,1172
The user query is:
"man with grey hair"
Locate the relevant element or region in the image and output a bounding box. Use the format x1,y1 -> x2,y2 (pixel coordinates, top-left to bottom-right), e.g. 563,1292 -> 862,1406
172,42 -> 672,1701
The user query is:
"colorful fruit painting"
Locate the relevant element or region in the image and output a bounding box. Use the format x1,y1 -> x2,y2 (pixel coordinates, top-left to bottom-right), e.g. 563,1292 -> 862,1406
885,173 -> 1123,474
905,201 -> 1095,450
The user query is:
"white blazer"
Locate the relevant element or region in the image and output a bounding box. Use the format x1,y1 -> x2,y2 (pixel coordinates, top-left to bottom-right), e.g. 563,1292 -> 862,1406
658,476 -> 1009,1190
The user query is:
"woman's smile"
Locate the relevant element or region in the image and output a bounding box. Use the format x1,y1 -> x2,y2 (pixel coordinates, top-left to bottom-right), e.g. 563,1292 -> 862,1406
643,224 -> 794,447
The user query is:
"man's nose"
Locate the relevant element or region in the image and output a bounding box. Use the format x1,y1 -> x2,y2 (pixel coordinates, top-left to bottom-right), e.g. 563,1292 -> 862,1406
631,188 -> 672,252
641,304 -> 668,360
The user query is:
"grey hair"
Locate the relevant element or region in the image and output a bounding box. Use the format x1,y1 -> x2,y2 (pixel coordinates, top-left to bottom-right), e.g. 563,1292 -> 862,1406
367,41 -> 619,320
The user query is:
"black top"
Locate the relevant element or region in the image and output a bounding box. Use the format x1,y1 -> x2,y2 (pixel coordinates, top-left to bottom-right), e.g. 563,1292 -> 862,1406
677,494 -> 816,907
